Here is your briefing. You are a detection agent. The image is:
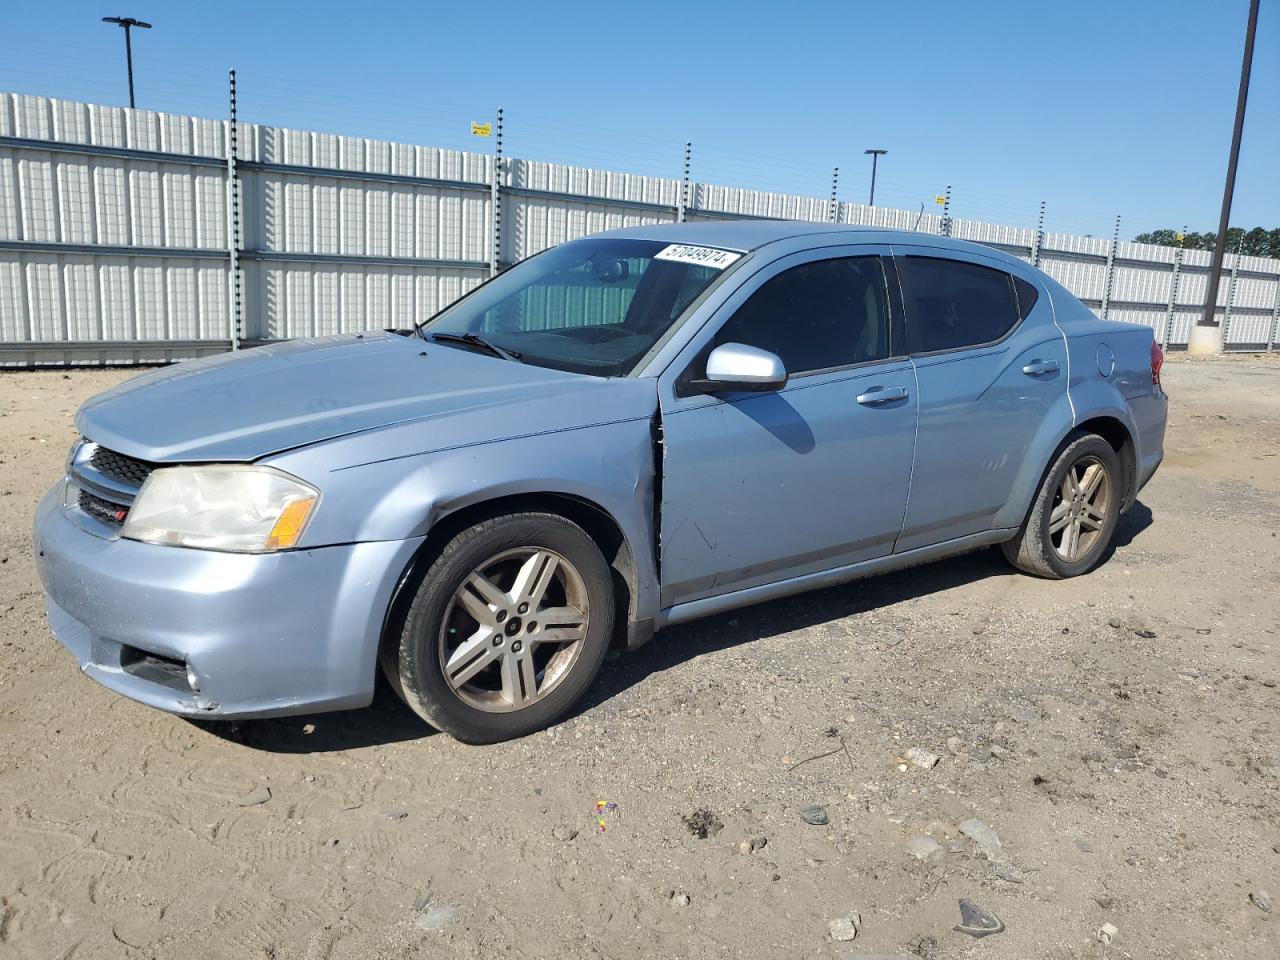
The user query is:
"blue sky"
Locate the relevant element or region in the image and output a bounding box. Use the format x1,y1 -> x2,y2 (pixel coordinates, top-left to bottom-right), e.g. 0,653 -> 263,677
2,1 -> 1276,238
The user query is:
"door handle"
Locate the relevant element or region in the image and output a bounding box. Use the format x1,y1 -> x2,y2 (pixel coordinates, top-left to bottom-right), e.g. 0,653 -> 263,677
1022,359 -> 1060,376
856,385 -> 909,406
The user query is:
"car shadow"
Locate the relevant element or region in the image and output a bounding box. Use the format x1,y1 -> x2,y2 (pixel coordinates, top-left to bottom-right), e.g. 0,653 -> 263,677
204,501 -> 1154,753
577,499 -> 1155,717
187,678 -> 435,753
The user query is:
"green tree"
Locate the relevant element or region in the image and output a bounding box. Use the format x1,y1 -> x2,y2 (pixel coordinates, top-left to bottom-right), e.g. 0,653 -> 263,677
1134,226 -> 1279,259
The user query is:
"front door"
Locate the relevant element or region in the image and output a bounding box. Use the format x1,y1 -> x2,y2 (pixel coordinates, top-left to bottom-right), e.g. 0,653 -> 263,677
657,249 -> 918,609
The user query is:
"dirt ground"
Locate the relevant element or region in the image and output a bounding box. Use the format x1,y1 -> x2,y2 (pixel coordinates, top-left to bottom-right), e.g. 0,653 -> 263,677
1,355 -> 1277,960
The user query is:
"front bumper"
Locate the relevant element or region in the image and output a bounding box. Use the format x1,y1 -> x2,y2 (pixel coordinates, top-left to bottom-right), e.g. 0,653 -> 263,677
33,485 -> 423,719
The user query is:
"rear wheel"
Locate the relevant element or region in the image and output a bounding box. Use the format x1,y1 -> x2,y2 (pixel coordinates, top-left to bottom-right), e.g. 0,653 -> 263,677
1002,432 -> 1122,579
388,512 -> 614,743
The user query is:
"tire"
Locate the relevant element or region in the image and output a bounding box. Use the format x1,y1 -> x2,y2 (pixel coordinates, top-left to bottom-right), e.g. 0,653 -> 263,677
388,512 -> 615,743
1001,432 -> 1123,579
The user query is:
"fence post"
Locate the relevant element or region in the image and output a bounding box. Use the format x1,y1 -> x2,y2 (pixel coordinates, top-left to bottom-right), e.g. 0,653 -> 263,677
1162,226 -> 1186,351
940,184 -> 952,237
1221,236 -> 1242,349
1031,200 -> 1046,266
1101,215 -> 1121,318
1267,274 -> 1279,352
677,142 -> 691,223
828,167 -> 839,223
226,68 -> 241,350
489,107 -> 503,278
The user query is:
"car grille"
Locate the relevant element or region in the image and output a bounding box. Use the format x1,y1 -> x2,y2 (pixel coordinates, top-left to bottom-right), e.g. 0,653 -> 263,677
69,442 -> 157,530
88,445 -> 157,488
78,489 -> 130,526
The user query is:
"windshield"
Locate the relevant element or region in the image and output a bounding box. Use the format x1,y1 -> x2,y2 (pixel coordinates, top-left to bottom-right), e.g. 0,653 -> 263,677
421,238 -> 737,375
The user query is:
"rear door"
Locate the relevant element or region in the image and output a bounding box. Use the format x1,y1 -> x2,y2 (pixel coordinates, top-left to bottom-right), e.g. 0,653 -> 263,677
891,247 -> 1066,551
656,247 -> 918,608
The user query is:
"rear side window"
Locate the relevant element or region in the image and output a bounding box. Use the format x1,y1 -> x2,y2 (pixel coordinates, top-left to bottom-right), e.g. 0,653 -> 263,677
897,256 -> 1021,353
1013,276 -> 1040,319
710,256 -> 891,375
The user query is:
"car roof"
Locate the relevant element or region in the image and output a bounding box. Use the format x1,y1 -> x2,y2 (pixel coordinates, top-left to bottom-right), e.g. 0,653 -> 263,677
590,220 -> 1028,269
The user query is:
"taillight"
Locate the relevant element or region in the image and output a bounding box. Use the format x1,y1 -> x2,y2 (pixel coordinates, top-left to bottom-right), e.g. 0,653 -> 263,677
1151,341 -> 1164,388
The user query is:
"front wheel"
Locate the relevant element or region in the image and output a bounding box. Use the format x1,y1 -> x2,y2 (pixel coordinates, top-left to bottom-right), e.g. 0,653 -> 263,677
388,512 -> 615,743
1002,432 -> 1122,579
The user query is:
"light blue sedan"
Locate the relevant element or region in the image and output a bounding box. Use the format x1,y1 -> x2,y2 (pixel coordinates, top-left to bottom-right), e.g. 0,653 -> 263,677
34,222 -> 1168,742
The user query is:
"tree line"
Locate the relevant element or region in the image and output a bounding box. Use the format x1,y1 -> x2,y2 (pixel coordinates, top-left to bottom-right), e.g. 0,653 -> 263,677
1134,227 -> 1280,259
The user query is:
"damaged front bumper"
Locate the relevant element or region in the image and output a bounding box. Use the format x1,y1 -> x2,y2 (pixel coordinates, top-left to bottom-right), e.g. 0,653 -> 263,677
33,485 -> 422,719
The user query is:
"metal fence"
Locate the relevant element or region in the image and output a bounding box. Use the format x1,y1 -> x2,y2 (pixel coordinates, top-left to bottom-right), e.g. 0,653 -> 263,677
2,90 -> 1278,366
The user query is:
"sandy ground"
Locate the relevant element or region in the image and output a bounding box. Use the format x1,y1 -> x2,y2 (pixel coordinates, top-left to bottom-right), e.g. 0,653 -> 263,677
0,355 -> 1277,960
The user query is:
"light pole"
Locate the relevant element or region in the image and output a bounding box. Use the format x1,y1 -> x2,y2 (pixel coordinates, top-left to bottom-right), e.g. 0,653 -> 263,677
864,149 -> 887,206
1190,0 -> 1258,356
102,16 -> 152,109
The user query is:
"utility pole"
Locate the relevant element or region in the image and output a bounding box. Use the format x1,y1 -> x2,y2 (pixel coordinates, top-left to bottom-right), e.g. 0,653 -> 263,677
102,16 -> 152,109
1190,0 -> 1258,356
864,149 -> 887,206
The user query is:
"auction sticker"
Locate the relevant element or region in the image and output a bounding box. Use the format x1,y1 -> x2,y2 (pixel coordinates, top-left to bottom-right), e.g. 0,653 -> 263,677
654,244 -> 743,269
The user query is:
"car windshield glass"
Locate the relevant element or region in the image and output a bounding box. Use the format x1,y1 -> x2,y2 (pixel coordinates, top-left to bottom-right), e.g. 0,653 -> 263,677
421,238 -> 735,375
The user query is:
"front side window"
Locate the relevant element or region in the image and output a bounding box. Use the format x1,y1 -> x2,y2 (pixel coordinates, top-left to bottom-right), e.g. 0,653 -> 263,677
423,238 -> 730,375
709,256 -> 891,376
896,256 -> 1022,353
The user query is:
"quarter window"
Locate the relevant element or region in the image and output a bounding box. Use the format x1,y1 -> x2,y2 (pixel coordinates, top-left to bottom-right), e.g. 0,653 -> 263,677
897,257 -> 1022,353
710,256 -> 891,376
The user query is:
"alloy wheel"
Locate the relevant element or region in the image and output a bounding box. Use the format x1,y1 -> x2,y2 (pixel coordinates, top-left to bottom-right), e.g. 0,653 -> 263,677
438,547 -> 589,712
1049,455 -> 1111,562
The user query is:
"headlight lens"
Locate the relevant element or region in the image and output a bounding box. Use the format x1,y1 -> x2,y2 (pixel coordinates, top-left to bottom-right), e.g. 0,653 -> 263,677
121,465 -> 320,553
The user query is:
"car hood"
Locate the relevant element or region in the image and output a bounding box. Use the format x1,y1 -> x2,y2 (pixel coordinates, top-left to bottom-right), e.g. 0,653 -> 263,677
76,332 -> 657,463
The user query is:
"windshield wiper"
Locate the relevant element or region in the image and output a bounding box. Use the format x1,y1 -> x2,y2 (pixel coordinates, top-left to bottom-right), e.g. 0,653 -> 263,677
428,331 -> 523,362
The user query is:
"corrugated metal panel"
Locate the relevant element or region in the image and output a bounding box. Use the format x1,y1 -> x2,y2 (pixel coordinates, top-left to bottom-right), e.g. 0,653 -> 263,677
3,92 -> 1280,363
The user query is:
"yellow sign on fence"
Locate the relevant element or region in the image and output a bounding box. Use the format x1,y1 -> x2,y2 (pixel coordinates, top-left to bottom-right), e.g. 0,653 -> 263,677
470,121 -> 492,137
934,194 -> 947,206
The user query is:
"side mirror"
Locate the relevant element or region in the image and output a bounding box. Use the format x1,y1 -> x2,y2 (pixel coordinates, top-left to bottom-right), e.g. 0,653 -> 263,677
694,342 -> 788,393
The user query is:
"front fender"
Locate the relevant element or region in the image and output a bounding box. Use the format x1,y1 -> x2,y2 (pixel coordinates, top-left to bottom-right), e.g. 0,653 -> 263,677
269,418 -> 660,621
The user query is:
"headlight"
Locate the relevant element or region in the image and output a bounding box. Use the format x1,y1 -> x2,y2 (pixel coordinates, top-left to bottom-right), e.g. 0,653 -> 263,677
121,465 -> 320,553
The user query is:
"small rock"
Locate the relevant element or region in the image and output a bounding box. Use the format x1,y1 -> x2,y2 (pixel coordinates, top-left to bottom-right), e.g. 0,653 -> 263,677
1097,921 -> 1118,945
909,836 -> 945,865
1075,838 -> 1093,853
954,899 -> 1003,938
799,804 -> 829,826
236,784 -> 271,807
946,736 -> 964,754
302,723 -> 315,735
1249,889 -> 1273,913
553,825 -> 579,842
750,834 -> 768,851
828,917 -> 859,942
1108,617 -> 1122,628
670,892 -> 691,907
323,837 -> 339,847
905,747 -> 940,770
383,807 -> 410,820
958,818 -> 1003,860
